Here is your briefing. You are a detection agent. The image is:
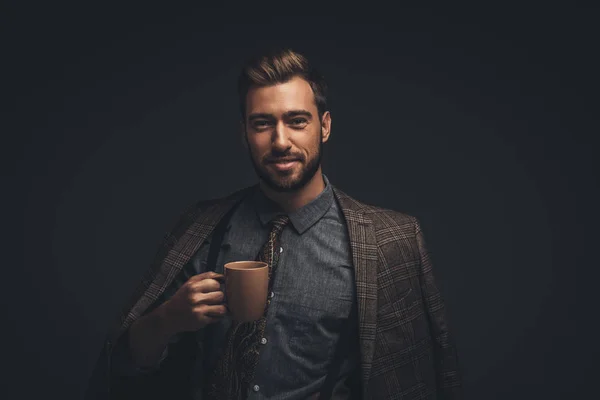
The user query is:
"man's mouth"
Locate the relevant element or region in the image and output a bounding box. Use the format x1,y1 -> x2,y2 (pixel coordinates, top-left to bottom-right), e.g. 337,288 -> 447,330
268,159 -> 300,171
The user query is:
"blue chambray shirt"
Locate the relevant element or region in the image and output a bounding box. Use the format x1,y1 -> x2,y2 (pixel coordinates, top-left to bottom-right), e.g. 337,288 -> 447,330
114,175 -> 359,399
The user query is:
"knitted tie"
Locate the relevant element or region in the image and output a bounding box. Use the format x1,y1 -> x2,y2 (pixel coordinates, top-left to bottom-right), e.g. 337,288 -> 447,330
206,214 -> 290,400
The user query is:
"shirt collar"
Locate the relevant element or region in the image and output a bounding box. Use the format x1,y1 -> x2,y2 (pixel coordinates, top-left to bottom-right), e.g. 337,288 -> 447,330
253,174 -> 334,235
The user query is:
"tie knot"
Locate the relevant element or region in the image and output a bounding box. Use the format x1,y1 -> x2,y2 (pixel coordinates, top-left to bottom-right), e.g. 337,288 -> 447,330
269,214 -> 290,234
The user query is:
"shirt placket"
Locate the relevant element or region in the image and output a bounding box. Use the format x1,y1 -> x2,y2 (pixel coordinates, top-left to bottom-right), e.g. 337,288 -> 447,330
246,232 -> 287,399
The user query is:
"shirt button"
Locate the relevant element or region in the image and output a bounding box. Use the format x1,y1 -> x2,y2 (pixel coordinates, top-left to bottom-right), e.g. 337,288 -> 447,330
260,337 -> 268,345
253,385 -> 260,392
270,291 -> 275,298
280,247 -> 283,253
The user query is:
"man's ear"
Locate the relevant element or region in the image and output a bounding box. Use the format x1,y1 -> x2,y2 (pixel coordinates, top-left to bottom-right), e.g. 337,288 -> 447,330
321,111 -> 332,143
240,120 -> 248,149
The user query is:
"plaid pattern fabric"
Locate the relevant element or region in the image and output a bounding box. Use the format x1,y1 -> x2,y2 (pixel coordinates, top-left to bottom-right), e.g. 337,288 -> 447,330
206,215 -> 290,399
98,184 -> 462,400
334,191 -> 462,399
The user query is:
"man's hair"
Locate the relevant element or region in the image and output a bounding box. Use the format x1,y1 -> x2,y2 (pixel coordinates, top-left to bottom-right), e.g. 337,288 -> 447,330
237,48 -> 328,121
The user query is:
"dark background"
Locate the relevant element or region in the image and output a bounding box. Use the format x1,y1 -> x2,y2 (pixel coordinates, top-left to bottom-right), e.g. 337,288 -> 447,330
4,4 -> 598,399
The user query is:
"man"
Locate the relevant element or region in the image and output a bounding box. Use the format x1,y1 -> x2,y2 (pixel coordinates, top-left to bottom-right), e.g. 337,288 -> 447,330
85,48 -> 462,400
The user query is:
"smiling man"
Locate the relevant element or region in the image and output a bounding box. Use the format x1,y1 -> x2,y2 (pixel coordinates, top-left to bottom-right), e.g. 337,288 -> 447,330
245,74 -> 330,212
86,48 -> 462,400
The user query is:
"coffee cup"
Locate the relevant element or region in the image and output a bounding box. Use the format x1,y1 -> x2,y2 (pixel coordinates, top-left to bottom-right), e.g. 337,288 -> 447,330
224,261 -> 269,322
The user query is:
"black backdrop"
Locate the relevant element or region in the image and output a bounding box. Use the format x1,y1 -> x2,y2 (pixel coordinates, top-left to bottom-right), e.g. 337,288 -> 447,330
4,4 -> 599,399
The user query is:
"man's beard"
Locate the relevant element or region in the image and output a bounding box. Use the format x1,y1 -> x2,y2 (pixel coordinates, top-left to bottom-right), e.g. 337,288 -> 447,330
247,131 -> 323,193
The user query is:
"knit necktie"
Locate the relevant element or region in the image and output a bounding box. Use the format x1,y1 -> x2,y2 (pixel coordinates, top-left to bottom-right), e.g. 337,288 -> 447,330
206,214 -> 290,400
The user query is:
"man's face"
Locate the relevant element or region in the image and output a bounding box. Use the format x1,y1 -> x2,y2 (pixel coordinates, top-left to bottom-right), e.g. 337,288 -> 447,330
244,76 -> 331,192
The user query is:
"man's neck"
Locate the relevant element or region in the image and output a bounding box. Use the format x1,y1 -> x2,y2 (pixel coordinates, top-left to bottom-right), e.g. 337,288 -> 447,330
259,168 -> 326,213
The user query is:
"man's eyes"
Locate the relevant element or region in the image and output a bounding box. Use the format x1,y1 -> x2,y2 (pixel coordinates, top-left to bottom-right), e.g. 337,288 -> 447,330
290,118 -> 308,125
251,118 -> 308,129
250,120 -> 273,131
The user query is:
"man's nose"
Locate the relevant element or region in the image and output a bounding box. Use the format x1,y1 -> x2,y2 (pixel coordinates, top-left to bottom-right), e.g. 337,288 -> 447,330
272,122 -> 292,150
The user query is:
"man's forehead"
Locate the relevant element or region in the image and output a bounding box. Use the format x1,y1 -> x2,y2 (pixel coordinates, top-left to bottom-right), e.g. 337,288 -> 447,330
246,77 -> 317,115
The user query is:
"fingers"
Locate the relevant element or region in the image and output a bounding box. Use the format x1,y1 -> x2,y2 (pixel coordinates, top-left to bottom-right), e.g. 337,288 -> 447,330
197,304 -> 228,318
188,278 -> 222,293
191,290 -> 225,306
189,271 -> 224,283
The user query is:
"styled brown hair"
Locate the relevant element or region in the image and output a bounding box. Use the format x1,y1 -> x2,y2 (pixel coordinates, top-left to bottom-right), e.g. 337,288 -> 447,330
237,48 -> 328,120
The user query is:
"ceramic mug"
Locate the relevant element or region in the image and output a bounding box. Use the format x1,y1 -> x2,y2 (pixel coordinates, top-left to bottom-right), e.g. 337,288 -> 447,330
224,261 -> 269,322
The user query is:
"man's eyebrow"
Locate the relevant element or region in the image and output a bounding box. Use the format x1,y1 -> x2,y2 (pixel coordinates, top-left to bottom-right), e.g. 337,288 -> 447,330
248,110 -> 314,121
283,110 -> 313,119
248,113 -> 274,121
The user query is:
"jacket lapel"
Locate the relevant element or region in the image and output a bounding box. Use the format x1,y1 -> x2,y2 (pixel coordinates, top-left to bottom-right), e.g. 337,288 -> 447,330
332,187 -> 378,394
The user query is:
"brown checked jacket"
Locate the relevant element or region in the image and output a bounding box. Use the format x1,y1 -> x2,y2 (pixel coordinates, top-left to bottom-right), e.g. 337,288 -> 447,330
85,184 -> 462,400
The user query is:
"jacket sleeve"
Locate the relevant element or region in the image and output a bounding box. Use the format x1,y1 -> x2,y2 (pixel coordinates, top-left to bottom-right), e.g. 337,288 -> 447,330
415,218 -> 463,398
109,327 -> 173,376
83,230 -> 211,399
82,304 -> 175,400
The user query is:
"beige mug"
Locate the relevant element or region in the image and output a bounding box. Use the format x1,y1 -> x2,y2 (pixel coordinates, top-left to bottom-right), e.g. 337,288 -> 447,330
224,261 -> 269,322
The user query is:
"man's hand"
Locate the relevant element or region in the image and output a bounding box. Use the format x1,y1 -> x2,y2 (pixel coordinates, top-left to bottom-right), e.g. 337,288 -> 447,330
128,271 -> 227,368
160,271 -> 228,336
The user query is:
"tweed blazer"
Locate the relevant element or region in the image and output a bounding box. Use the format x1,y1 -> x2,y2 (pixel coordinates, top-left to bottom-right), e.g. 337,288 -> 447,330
85,184 -> 462,400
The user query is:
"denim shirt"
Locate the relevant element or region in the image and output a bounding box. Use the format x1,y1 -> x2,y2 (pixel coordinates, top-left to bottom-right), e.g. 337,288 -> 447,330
113,175 -> 359,399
